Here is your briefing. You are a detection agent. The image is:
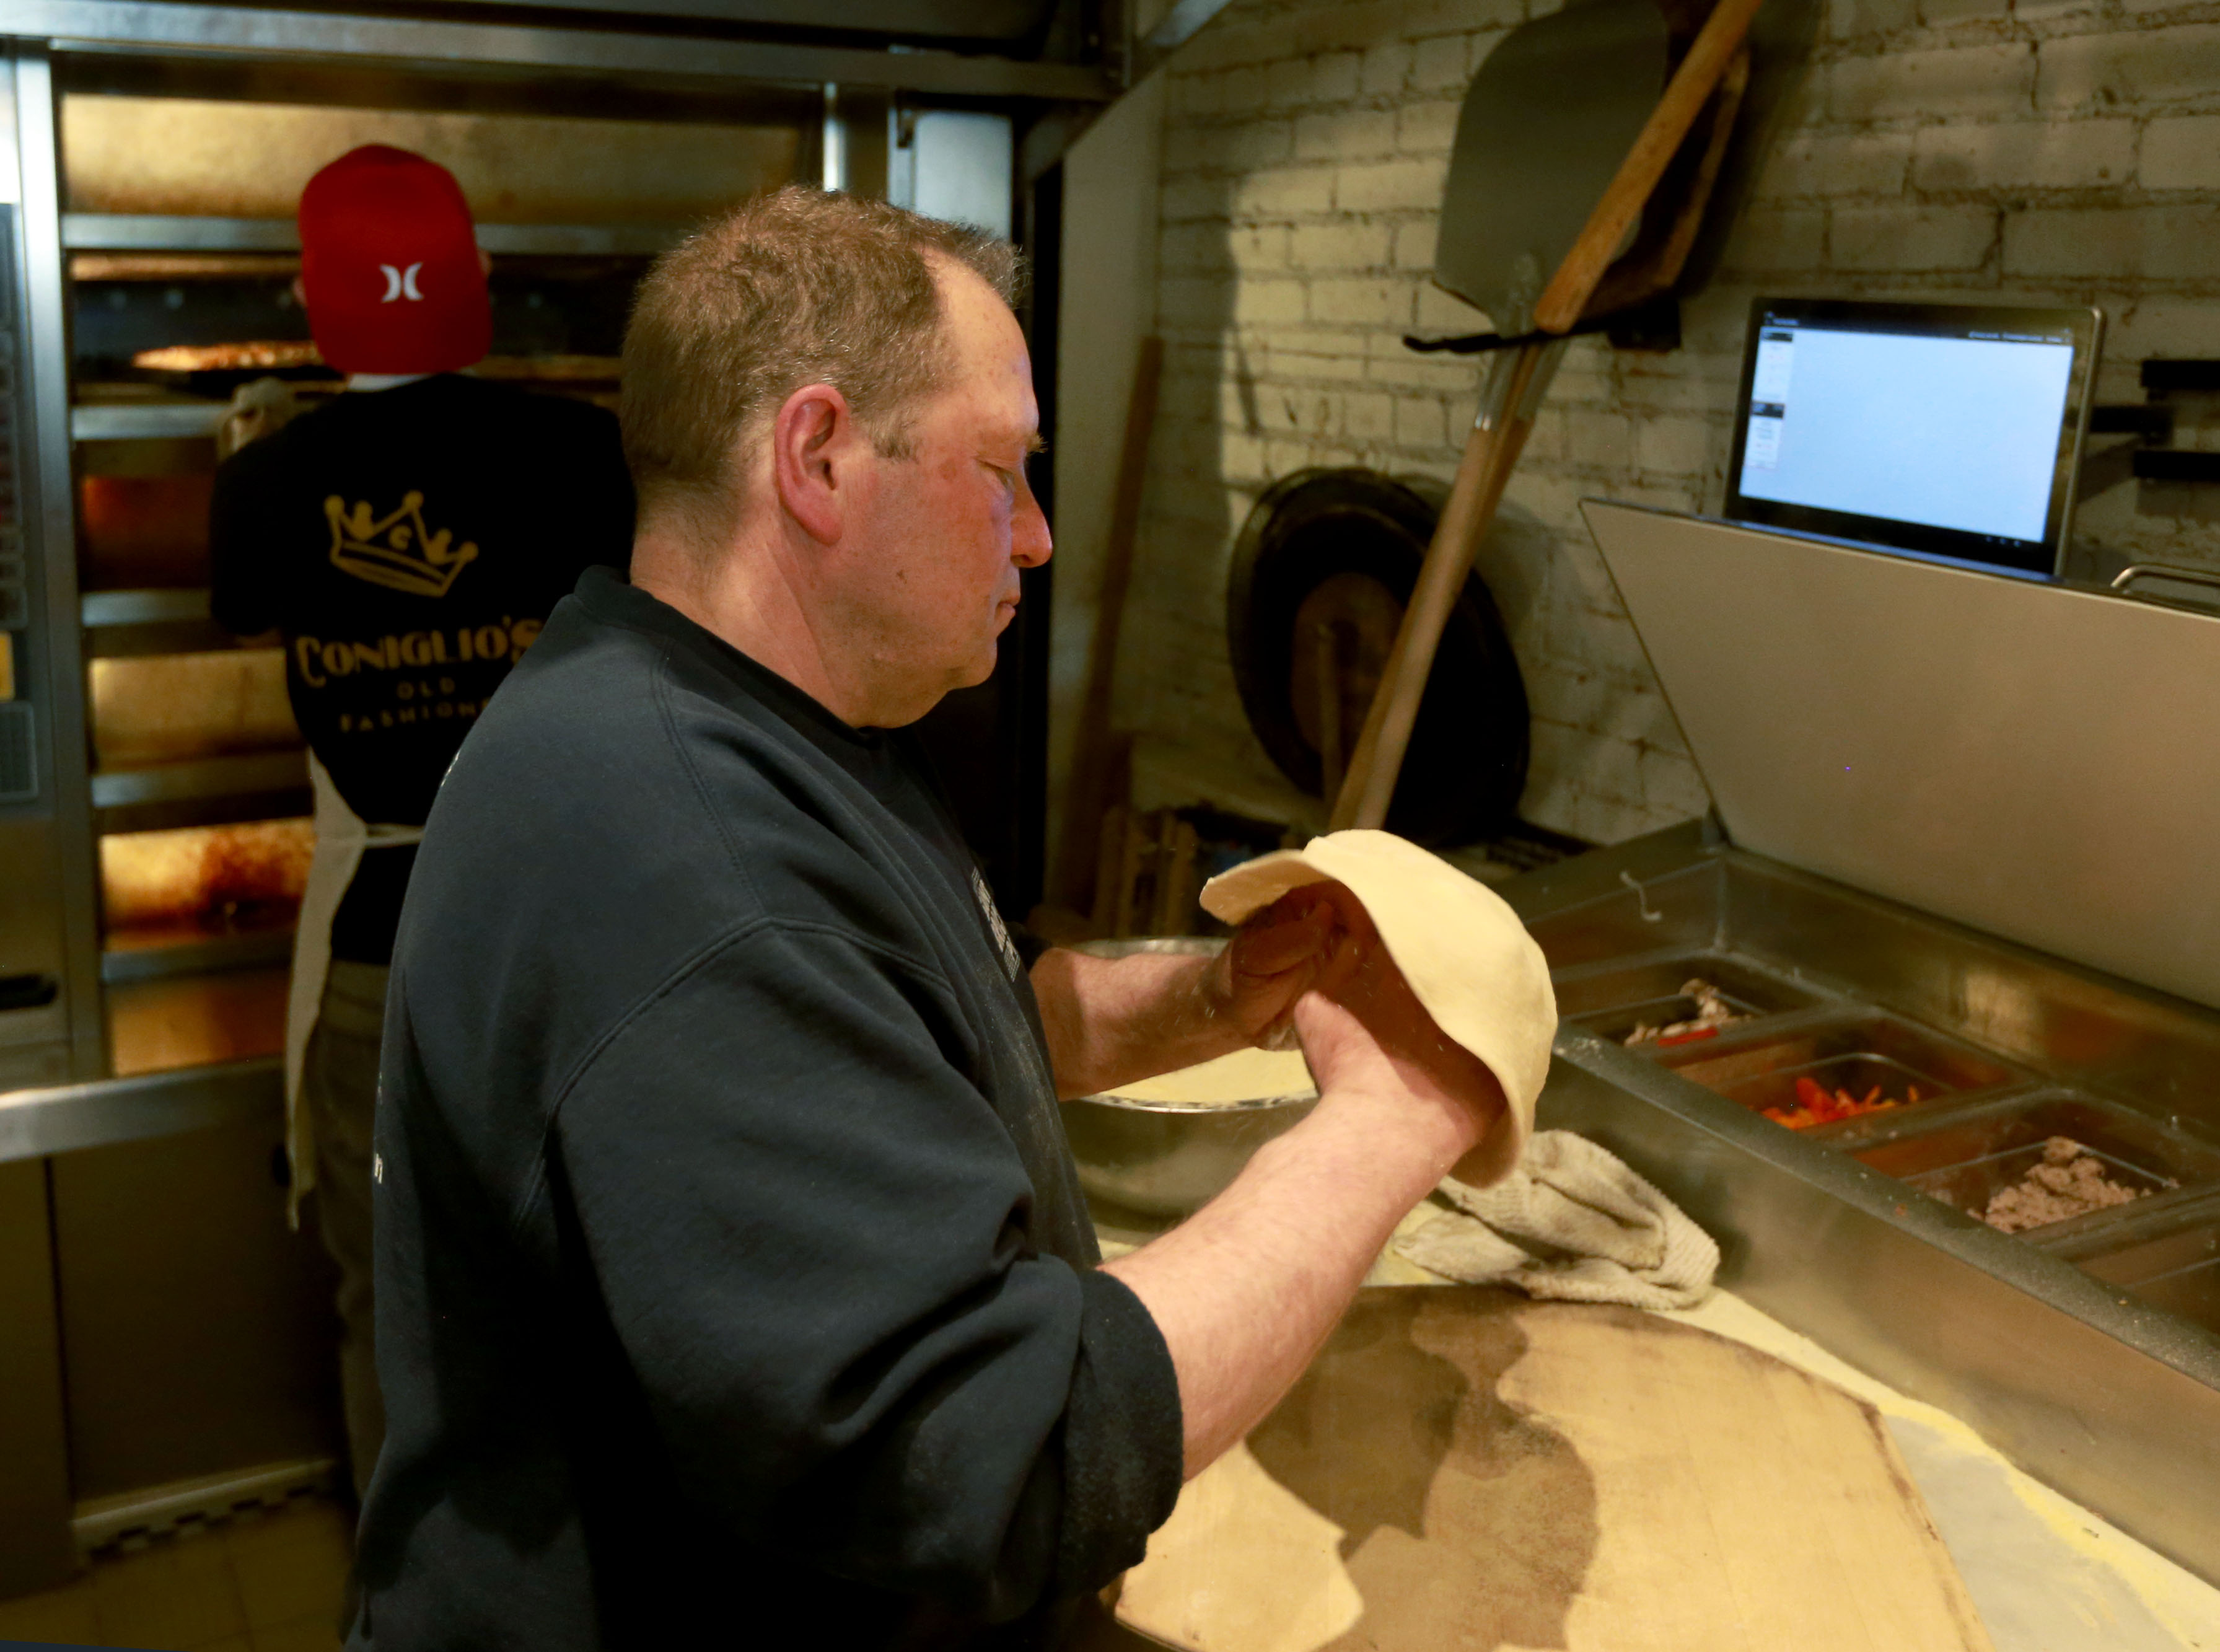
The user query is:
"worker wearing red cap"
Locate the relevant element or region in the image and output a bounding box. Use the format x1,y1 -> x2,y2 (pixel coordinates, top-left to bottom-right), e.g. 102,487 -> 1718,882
209,144 -> 634,1504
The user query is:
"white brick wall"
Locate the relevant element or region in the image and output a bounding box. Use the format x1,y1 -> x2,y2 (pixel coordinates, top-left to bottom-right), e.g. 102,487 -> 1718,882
1109,0 -> 2220,847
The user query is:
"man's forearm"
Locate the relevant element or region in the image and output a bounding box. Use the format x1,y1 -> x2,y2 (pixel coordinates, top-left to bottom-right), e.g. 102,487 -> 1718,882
1030,948 -> 1252,1100
1100,1084 -> 1474,1478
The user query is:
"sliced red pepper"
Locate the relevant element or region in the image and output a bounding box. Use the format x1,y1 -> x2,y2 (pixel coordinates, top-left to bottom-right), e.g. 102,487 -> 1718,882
1657,1026 -> 1721,1047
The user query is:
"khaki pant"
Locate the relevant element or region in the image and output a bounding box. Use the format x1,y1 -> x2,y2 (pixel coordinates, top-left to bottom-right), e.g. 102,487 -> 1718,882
302,957 -> 388,1500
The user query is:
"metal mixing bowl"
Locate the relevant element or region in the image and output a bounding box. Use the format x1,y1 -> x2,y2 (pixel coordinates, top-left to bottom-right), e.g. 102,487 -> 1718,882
1061,938 -> 1320,1218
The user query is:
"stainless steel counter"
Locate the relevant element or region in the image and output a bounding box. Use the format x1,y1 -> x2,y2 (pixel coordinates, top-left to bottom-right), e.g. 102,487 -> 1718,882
1503,820 -> 2220,1587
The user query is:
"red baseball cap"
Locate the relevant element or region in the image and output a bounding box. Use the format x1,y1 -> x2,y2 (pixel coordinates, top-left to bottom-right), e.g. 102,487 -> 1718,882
298,146 -> 491,375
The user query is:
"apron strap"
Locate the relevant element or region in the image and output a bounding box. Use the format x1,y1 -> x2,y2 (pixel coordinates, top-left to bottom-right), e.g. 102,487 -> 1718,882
283,757 -> 423,1224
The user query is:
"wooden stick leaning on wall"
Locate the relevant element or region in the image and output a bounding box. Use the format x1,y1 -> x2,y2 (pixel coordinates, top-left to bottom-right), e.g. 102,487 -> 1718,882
1328,340 -> 1552,832
1052,335 -> 1165,914
1328,0 -> 1767,833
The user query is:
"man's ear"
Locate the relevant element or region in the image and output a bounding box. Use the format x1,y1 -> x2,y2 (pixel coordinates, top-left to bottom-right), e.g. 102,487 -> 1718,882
771,382 -> 856,547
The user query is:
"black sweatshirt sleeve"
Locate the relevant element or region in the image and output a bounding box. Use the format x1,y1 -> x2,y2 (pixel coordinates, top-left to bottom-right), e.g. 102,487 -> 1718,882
545,918 -> 1182,1622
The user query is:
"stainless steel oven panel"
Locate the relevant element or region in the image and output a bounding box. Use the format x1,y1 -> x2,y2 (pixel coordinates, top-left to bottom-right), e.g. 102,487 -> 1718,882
0,1154 -> 72,1597
0,817 -> 66,1055
0,49 -> 82,1602
10,47 -> 102,1083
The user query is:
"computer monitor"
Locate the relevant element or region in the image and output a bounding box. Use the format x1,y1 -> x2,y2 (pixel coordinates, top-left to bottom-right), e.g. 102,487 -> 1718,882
1723,297 -> 2104,578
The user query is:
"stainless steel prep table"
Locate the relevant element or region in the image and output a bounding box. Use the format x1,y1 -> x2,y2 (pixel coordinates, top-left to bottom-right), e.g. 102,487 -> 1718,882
1505,503 -> 2220,1586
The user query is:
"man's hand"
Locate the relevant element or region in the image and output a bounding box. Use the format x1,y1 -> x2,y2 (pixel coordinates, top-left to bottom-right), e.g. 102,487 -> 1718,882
1200,886 -> 1344,1050
1030,885 -> 1341,1099
1291,886 -> 1504,1148
1103,885 -> 1510,1480
1030,876 -> 1506,1116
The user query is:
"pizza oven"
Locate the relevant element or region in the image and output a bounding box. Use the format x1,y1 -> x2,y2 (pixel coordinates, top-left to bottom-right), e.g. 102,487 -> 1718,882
1226,467 -> 1530,847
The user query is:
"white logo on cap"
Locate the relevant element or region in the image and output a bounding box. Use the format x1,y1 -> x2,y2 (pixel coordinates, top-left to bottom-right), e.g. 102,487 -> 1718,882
379,262 -> 424,302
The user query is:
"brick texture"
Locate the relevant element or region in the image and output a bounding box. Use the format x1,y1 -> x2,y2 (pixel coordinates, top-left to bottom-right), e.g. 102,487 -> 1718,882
1911,119 -> 2136,191
2141,115 -> 2220,191
1824,44 -> 2034,123
1830,204 -> 1998,271
2035,25 -> 2220,111
1108,0 -> 2220,850
2005,206 -> 2220,279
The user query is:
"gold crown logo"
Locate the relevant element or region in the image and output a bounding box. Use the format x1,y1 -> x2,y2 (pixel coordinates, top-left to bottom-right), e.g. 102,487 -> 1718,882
324,491 -> 479,599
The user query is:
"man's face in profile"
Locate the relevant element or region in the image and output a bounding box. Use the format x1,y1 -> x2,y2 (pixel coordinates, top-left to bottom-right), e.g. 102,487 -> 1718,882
842,261 -> 1052,722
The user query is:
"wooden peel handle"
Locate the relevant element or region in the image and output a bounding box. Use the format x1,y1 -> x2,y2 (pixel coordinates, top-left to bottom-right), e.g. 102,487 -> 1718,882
1327,415 -> 1501,832
1328,342 -> 1548,832
1328,0 -> 1765,835
1533,0 -> 1768,335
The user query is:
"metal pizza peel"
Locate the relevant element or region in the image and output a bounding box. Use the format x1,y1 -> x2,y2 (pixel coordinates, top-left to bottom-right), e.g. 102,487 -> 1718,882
1330,0 -> 1775,833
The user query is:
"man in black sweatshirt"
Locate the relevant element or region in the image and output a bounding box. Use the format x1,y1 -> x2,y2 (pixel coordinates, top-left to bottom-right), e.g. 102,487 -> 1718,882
354,188 -> 1506,1650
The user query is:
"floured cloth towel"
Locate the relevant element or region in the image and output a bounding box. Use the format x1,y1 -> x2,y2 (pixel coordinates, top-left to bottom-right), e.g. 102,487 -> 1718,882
1392,1130 -> 1719,1310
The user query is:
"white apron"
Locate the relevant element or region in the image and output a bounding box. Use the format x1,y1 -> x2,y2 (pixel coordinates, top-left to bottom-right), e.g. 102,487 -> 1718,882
284,752 -> 424,1223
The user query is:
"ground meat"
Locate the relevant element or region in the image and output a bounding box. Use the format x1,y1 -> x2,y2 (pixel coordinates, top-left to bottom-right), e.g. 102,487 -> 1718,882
1981,1137 -> 2146,1234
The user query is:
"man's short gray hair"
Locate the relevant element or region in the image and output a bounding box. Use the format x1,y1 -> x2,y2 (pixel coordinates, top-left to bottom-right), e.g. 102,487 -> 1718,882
620,186 -> 1022,542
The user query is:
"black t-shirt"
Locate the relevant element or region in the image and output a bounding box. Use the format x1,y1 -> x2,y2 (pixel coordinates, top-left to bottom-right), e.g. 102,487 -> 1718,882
209,374 -> 633,963
354,568 -> 1182,1651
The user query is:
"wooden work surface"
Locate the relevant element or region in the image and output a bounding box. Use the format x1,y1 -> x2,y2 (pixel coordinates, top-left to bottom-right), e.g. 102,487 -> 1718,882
1114,1288 -> 1996,1652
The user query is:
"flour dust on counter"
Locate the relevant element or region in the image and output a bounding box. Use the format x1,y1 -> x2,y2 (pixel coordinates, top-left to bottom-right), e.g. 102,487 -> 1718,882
1117,1288 -> 1996,1652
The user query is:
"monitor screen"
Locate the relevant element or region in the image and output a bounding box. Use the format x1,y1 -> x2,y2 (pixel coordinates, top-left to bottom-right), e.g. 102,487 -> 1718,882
1723,299 -> 2103,577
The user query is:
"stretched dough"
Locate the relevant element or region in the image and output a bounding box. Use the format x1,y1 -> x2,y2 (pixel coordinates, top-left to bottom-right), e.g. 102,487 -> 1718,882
1200,829 -> 1555,1187
1103,1046 -> 1316,1106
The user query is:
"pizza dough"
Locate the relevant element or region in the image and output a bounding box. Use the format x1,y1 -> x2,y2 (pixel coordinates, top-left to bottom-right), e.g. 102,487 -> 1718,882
1200,829 -> 1555,1188
1103,1046 -> 1317,1107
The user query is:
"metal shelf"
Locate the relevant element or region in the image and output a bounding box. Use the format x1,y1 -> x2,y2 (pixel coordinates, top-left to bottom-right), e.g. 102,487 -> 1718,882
81,591 -> 240,658
84,621 -> 239,661
90,750 -> 309,811
3,2 -> 1118,102
100,930 -> 294,986
0,1057 -> 283,1166
64,214 -> 688,258
83,589 -> 211,628
72,402 -> 225,442
480,223 -> 688,256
